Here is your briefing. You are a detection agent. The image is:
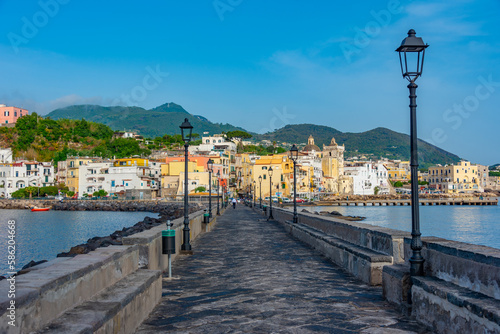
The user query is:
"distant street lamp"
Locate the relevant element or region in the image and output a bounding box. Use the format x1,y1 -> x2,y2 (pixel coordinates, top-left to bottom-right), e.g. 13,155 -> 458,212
216,170 -> 220,215
253,180 -> 256,208
207,159 -> 214,218
180,118 -> 193,251
268,167 -> 274,220
396,29 -> 428,276
258,175 -> 263,208
289,145 -> 299,224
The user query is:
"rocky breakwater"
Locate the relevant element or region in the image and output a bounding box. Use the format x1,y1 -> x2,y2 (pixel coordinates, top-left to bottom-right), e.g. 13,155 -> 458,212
50,200 -> 187,213
55,201 -> 203,257
0,199 -> 54,209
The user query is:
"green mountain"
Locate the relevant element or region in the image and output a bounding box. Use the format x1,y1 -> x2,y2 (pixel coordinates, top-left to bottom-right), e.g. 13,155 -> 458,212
46,103 -> 462,167
254,124 -> 462,168
46,103 -> 247,138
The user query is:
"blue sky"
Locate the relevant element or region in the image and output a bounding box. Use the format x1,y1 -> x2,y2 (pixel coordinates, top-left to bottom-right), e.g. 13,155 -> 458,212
0,0 -> 499,165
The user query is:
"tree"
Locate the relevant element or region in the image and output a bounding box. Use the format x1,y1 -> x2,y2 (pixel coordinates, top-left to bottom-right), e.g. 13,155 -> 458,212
226,131 -> 252,142
194,186 -> 206,193
24,186 -> 38,199
93,189 -> 108,198
11,189 -> 27,198
374,186 -> 380,195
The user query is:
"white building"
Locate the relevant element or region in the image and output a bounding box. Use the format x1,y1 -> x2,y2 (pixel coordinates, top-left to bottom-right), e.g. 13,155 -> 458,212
190,134 -> 237,154
344,163 -> 390,195
0,148 -> 12,163
0,161 -> 55,198
78,161 -> 160,198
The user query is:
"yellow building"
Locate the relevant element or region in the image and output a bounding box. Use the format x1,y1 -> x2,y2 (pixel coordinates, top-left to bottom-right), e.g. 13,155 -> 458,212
161,161 -> 198,176
235,153 -> 254,195
424,161 -> 481,193
113,158 -> 149,167
66,156 -> 95,193
321,137 -> 346,194
253,155 -> 292,199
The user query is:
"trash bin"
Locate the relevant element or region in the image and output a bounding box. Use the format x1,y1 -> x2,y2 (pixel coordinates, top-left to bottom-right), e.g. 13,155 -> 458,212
162,230 -> 176,254
263,205 -> 267,213
203,213 -> 210,224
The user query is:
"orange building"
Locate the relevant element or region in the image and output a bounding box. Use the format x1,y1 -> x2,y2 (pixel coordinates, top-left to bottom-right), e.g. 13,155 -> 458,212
0,105 -> 29,125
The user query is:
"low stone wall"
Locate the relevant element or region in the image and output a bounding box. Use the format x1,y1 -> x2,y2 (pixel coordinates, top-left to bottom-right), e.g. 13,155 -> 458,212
0,206 -> 221,333
270,207 -> 409,261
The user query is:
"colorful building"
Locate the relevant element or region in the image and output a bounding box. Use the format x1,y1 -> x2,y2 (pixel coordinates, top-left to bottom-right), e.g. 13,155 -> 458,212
0,105 -> 29,125
424,161 -> 482,193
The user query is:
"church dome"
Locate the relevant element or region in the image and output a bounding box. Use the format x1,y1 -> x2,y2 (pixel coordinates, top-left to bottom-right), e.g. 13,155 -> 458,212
302,135 -> 320,152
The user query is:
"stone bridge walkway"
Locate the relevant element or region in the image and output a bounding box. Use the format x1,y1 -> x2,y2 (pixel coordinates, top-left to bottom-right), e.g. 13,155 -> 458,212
136,205 -> 430,333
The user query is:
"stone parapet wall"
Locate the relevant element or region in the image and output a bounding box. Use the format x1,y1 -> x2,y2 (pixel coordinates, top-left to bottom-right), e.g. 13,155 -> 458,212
271,207 -> 409,262
404,237 -> 500,300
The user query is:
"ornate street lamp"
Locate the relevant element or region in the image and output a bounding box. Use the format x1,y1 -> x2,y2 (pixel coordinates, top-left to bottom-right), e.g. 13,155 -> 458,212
289,144 -> 299,224
396,29 -> 428,276
216,170 -> 220,215
258,175 -> 263,208
268,167 -> 274,220
180,118 -> 193,251
207,159 -> 214,218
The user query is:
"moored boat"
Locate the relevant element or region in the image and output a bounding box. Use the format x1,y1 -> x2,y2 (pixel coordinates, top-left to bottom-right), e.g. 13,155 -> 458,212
31,207 -> 50,212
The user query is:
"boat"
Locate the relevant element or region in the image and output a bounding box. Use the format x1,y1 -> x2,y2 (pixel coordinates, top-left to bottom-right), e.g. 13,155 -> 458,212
31,207 -> 50,212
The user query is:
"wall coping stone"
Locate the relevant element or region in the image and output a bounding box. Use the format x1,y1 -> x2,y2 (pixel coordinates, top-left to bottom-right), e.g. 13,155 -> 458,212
415,237 -> 500,268
0,245 -> 137,316
412,275 -> 500,325
289,222 -> 393,263
276,207 -> 411,239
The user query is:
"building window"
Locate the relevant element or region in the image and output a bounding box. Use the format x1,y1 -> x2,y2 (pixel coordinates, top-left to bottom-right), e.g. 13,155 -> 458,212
263,175 -> 266,180
14,112 -> 17,117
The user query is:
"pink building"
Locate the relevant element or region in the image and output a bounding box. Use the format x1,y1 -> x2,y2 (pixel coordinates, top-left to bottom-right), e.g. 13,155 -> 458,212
0,104 -> 29,125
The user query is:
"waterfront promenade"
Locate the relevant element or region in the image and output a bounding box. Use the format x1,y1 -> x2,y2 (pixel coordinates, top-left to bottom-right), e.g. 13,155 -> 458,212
136,206 -> 429,333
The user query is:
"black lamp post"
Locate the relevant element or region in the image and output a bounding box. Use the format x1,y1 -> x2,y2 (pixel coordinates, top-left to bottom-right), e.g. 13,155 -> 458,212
268,167 -> 274,220
207,159 -> 213,218
396,29 -> 428,276
258,175 -> 263,208
216,170 -> 220,215
180,118 -> 193,251
289,144 -> 299,224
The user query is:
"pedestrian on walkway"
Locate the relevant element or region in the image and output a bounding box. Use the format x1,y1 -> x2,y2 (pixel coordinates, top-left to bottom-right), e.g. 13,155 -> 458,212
232,198 -> 237,209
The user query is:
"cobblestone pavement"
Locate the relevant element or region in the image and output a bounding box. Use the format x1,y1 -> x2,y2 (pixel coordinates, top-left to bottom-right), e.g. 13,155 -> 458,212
136,206 -> 431,333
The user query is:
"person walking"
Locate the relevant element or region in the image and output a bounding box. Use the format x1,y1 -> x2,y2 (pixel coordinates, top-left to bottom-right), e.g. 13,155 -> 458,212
232,198 -> 237,209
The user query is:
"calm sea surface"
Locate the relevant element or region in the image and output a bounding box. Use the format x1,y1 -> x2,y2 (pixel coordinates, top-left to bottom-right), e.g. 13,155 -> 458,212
0,210 -> 159,276
309,203 -> 500,249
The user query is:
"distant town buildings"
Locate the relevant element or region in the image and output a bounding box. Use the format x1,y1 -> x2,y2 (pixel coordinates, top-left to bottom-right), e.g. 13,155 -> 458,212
1,129 -> 495,199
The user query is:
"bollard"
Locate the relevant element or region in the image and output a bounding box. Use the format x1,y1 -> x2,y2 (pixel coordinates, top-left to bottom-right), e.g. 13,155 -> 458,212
162,230 -> 176,254
162,220 -> 175,278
